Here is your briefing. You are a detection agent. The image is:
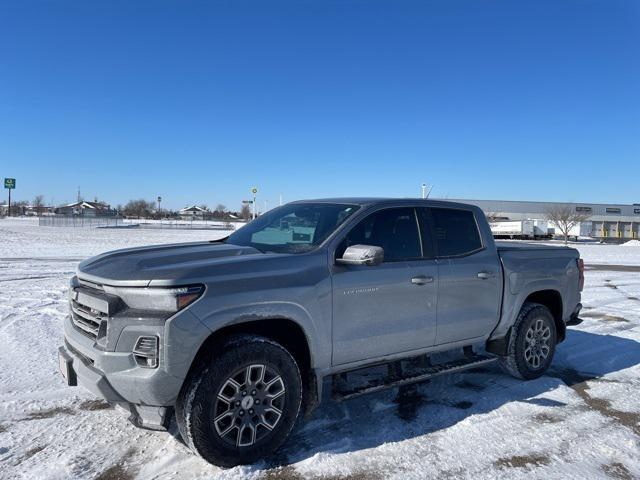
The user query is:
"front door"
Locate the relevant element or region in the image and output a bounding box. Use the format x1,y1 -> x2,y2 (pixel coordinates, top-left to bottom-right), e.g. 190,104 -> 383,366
331,207 -> 438,365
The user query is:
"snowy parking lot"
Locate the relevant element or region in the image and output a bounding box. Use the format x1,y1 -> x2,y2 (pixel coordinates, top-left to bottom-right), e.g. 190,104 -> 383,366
1,218 -> 639,479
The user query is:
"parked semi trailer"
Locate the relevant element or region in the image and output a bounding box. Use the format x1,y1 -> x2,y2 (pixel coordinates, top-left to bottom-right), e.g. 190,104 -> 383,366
490,220 -> 551,239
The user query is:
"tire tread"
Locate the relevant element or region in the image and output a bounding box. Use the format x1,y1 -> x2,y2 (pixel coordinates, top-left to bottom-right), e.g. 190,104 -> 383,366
499,302 -> 556,380
175,334 -> 302,467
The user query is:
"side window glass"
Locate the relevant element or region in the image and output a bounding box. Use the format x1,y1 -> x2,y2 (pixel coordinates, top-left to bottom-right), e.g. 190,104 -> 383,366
337,208 -> 421,262
430,208 -> 482,257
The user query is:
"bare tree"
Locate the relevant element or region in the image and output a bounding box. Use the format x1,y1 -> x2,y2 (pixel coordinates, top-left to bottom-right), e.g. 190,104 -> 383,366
240,203 -> 251,221
123,199 -> 155,218
485,211 -> 506,223
212,203 -> 227,219
544,204 -> 589,245
33,195 -> 45,216
11,200 -> 28,216
199,204 -> 209,212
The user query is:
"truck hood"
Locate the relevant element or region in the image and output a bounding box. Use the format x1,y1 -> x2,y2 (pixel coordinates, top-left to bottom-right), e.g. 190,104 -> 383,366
77,241 -> 266,287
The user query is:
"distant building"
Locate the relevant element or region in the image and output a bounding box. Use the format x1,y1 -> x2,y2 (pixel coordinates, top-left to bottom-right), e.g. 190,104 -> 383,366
1,203 -> 54,216
446,198 -> 640,240
179,205 -> 208,220
55,201 -> 112,217
24,205 -> 55,216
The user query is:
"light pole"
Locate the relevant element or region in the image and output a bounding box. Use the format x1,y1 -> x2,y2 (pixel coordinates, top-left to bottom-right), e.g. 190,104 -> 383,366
157,196 -> 162,217
251,187 -> 258,219
421,183 -> 433,199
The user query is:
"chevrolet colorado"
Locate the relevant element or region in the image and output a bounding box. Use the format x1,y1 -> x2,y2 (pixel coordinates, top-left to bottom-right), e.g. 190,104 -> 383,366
59,199 -> 583,467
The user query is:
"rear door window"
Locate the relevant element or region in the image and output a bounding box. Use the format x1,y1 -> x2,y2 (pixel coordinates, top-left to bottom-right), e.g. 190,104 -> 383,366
429,208 -> 483,257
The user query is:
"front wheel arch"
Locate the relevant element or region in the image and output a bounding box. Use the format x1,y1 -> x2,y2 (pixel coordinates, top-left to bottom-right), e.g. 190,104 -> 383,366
175,334 -> 303,467
182,317 -> 318,412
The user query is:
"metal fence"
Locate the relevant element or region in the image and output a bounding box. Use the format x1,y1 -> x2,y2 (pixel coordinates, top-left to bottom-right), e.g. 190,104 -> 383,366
132,219 -> 237,230
38,215 -> 240,231
38,215 -> 124,228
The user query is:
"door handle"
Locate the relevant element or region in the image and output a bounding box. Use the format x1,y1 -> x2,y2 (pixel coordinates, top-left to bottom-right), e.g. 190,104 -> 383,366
477,271 -> 493,280
411,275 -> 434,285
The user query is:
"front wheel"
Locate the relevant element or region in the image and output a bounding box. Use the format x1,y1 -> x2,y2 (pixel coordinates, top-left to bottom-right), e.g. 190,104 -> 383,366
176,336 -> 302,467
500,302 -> 557,380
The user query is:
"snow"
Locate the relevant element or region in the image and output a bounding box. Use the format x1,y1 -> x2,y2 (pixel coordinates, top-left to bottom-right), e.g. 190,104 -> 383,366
1,219 -> 639,479
623,240 -> 640,247
576,244 -> 640,265
533,239 -> 640,266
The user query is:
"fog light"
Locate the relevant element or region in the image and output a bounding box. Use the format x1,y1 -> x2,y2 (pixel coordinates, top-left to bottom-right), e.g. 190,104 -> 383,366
133,336 -> 159,368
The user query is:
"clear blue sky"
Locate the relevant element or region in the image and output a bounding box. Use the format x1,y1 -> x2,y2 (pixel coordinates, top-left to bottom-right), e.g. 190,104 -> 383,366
1,0 -> 638,210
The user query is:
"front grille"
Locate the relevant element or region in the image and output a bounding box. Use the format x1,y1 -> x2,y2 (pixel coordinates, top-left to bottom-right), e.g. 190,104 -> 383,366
70,300 -> 103,339
78,277 -> 104,291
68,282 -> 116,342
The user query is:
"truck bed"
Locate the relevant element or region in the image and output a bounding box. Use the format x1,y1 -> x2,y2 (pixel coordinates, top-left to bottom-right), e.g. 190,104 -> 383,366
491,240 -> 581,340
495,241 -> 573,252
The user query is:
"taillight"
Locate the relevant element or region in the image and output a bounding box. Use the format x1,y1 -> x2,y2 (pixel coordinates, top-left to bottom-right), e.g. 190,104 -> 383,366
577,258 -> 584,292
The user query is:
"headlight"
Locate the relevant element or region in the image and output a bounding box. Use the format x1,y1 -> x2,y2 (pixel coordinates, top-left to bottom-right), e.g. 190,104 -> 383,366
103,285 -> 205,313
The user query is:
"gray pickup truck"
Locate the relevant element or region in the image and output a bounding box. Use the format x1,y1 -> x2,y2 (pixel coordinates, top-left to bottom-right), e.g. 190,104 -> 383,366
59,198 -> 584,467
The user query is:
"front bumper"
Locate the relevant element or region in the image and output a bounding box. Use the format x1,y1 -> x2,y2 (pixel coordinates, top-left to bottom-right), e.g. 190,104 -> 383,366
58,341 -> 173,430
60,306 -> 211,429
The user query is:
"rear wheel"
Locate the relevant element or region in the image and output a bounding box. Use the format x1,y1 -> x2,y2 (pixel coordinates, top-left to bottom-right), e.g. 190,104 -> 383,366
500,302 -> 557,380
176,336 -> 302,467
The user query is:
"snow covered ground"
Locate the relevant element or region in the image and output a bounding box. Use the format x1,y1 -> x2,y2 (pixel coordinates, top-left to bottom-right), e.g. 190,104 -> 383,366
1,218 -> 639,479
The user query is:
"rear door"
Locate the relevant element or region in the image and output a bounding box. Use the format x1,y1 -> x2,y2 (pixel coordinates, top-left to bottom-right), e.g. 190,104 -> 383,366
420,207 -> 502,345
331,207 -> 438,365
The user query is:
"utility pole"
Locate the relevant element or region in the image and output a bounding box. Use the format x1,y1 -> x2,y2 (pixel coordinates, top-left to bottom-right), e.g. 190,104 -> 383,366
157,196 -> 162,217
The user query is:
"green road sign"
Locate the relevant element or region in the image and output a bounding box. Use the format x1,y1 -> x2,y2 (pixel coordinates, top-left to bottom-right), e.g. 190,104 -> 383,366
4,178 -> 15,189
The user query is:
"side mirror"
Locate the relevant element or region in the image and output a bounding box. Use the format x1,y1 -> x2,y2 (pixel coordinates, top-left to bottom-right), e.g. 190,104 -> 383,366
336,244 -> 384,266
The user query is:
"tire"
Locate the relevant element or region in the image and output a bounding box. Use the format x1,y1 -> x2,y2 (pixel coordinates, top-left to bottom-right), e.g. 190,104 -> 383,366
176,335 -> 302,467
500,302 -> 557,380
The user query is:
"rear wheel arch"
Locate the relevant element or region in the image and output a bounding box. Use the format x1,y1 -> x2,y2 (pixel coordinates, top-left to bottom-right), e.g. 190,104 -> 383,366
500,301 -> 557,380
522,289 -> 565,341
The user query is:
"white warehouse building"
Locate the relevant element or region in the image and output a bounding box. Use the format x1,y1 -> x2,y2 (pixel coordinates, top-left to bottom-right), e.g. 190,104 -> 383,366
444,199 -> 640,240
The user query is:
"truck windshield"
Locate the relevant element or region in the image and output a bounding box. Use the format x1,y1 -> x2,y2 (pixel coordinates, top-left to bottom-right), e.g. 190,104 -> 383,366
227,203 -> 359,254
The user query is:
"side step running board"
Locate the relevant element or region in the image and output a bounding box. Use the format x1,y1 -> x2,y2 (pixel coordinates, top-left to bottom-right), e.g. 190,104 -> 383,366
333,354 -> 498,401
